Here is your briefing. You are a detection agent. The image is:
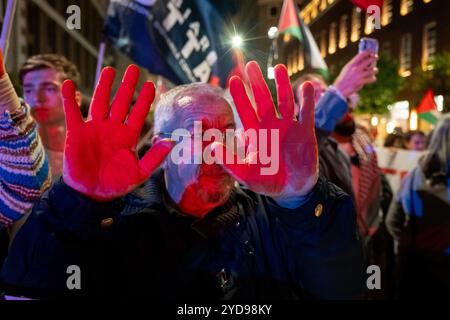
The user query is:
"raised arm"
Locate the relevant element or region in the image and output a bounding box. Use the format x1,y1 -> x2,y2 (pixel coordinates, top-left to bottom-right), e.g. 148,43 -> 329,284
0,50 -> 50,225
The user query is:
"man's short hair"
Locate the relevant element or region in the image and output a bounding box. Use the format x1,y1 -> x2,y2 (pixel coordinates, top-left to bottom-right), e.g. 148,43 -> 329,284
19,54 -> 81,87
154,83 -> 227,135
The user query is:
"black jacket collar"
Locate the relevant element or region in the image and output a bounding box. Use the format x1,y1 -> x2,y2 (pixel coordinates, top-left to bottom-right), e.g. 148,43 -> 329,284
121,169 -> 252,240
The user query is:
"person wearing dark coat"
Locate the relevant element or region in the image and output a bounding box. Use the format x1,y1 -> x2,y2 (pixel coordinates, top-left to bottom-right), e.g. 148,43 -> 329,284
386,114 -> 450,299
292,52 -> 395,299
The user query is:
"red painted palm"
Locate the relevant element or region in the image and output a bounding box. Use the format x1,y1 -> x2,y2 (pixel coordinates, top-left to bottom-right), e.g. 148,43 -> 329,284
215,61 -> 318,198
62,65 -> 173,201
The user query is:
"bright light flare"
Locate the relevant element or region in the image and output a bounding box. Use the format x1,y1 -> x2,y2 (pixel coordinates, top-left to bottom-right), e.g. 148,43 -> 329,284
386,121 -> 395,134
231,35 -> 243,48
371,116 -> 379,127
268,26 -> 278,39
267,67 -> 275,79
409,110 -> 418,130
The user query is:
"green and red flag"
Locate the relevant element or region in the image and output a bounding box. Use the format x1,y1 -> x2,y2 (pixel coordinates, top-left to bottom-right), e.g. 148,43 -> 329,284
278,0 -> 303,42
277,0 -> 328,77
417,89 -> 440,125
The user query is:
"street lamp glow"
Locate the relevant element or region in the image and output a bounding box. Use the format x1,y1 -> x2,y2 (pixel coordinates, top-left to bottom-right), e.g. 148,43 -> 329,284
268,26 -> 278,39
267,67 -> 275,79
370,116 -> 379,127
436,95 -> 444,112
231,35 -> 243,48
409,110 -> 418,130
386,121 -> 395,134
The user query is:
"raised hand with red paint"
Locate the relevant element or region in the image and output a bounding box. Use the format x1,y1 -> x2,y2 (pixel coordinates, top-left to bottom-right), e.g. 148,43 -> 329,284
216,61 -> 318,198
62,65 -> 174,201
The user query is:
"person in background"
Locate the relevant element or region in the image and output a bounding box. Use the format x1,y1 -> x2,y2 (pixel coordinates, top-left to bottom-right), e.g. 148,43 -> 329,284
384,127 -> 406,149
0,49 -> 50,268
293,51 -> 396,299
405,130 -> 427,151
20,54 -> 82,179
386,114 -> 450,299
292,51 -> 378,203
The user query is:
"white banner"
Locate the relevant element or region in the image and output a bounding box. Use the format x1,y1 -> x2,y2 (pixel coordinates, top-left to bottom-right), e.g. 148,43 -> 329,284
376,147 -> 425,192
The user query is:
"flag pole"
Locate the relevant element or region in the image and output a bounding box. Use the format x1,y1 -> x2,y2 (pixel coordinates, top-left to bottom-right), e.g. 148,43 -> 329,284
0,0 -> 17,61
94,40 -> 106,90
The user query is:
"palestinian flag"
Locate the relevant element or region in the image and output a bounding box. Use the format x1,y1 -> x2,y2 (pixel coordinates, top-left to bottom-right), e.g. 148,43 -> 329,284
350,0 -> 383,11
278,0 -> 303,42
417,89 -> 440,125
277,0 -> 328,78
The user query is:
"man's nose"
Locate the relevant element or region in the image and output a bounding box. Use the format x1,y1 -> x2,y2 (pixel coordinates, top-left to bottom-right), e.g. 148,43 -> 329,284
29,88 -> 46,106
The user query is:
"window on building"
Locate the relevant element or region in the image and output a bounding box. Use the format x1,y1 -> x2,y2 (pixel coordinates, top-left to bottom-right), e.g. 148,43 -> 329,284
283,33 -> 291,43
320,0 -> 327,11
365,11 -> 375,35
399,33 -> 412,77
351,7 -> 361,42
292,48 -> 298,74
310,0 -> 319,19
400,0 -> 414,16
382,0 -> 393,26
287,53 -> 292,76
320,29 -> 327,57
302,10 -> 311,25
422,21 -> 437,70
339,15 -> 348,49
270,6 -> 278,17
329,22 -> 337,54
298,49 -> 305,71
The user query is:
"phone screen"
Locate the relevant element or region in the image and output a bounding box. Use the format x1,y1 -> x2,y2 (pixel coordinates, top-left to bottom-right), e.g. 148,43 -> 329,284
359,37 -> 379,54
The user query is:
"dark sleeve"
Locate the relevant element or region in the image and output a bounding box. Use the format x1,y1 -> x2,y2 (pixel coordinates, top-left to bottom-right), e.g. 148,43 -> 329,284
385,199 -> 406,242
385,171 -> 415,242
379,173 -> 393,218
0,179 -> 122,298
266,177 -> 366,299
316,128 -> 331,181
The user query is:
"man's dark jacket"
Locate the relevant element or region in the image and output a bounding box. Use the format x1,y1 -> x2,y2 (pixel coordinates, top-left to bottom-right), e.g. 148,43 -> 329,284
316,129 -> 354,199
1,172 -> 365,300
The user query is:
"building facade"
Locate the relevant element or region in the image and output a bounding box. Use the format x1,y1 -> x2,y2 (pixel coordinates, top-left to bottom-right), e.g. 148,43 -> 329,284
297,0 -> 449,102
257,0 -> 449,135
0,0 -> 108,94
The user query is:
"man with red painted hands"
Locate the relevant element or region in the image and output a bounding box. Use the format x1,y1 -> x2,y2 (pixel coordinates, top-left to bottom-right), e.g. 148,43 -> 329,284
1,62 -> 364,300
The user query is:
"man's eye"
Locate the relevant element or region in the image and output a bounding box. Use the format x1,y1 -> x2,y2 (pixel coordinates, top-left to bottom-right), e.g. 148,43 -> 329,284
46,87 -> 58,93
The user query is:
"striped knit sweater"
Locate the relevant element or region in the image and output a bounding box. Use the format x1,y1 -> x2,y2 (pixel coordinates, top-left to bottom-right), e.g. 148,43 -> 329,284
0,102 -> 51,226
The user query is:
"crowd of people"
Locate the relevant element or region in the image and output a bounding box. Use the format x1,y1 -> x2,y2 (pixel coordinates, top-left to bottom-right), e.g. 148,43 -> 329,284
0,46 -> 448,300
384,128 -> 428,151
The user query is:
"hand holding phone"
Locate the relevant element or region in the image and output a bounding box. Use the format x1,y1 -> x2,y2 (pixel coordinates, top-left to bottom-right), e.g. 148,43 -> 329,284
332,41 -> 379,99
